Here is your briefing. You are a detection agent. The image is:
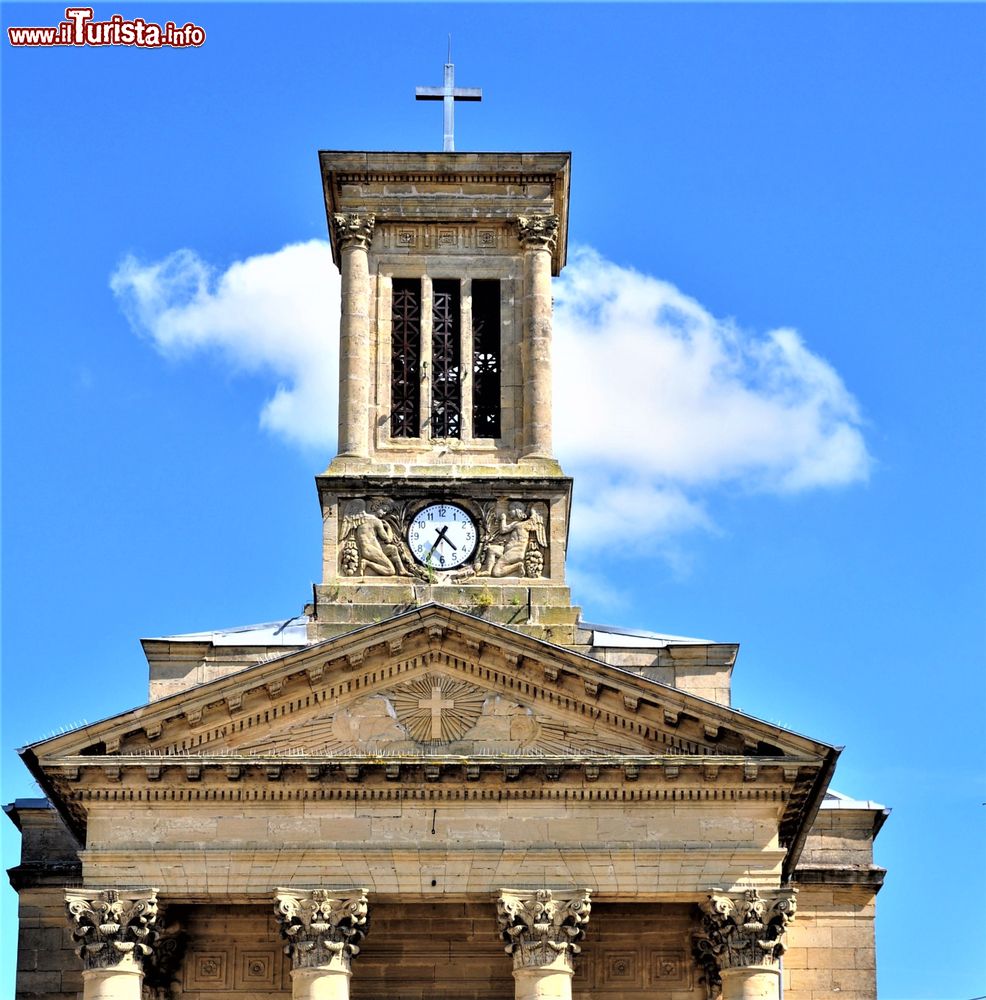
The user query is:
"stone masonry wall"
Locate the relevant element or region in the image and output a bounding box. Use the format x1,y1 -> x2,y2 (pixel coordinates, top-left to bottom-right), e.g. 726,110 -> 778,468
782,885 -> 877,1000
171,900 -> 705,1000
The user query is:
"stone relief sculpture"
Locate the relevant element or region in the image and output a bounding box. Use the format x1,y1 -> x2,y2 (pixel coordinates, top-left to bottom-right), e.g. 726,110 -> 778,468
338,497 -> 548,579
65,889 -> 159,972
340,499 -> 407,576
478,502 -> 547,577
390,674 -> 487,744
273,889 -> 369,972
331,212 -> 375,252
496,889 -> 592,970
692,888 -> 797,993
515,214 -> 560,252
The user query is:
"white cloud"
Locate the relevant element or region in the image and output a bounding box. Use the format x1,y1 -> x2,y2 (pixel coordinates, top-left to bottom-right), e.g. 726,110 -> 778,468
553,247 -> 870,551
111,240 -> 869,555
111,240 -> 338,449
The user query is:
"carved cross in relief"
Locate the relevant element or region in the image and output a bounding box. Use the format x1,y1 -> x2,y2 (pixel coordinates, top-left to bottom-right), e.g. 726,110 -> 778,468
419,686 -> 454,740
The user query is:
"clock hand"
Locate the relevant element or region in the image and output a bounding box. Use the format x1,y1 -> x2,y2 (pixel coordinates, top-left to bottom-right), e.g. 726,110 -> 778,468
433,525 -> 457,551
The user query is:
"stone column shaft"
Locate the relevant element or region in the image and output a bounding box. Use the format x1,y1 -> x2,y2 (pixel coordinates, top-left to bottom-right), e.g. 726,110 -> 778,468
291,965 -> 351,1000
516,216 -> 558,460
274,888 -> 369,1000
333,214 -> 375,458
460,277 -> 474,440
719,967 -> 781,1000
65,888 -> 159,1000
80,965 -> 144,1000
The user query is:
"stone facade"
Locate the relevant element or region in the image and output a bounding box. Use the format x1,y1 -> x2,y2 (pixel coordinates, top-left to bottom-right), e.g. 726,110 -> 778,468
6,145 -> 886,1000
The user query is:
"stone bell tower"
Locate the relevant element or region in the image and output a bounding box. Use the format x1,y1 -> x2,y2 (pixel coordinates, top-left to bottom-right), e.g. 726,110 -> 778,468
308,151 -> 581,642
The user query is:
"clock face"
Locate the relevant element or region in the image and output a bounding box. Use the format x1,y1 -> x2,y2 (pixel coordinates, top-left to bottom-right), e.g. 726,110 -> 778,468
408,503 -> 477,570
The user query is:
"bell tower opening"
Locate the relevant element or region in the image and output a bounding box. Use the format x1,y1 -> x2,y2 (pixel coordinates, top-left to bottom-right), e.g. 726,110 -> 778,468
471,278 -> 501,439
430,278 -> 462,439
390,278 -> 422,439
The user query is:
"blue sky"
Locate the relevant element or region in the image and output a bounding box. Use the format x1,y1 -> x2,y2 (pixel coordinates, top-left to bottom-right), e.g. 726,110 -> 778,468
2,3 -> 984,996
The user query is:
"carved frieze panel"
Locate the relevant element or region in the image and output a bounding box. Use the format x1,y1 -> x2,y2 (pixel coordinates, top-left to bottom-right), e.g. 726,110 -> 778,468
337,497 -> 548,581
181,944 -> 286,993
238,950 -> 276,988
184,950 -> 230,991
378,223 -> 508,253
469,500 -> 547,579
650,951 -> 691,987
602,951 -> 641,987
578,947 -> 692,991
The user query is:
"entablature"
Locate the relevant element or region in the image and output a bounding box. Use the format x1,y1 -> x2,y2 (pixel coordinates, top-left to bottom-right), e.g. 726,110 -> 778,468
319,151 -> 571,274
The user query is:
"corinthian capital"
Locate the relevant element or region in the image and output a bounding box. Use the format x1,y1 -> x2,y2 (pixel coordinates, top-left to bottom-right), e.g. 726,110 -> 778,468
515,214 -> 559,252
274,888 -> 369,971
64,888 -> 158,972
496,888 -> 591,971
332,213 -> 376,251
693,888 -> 797,988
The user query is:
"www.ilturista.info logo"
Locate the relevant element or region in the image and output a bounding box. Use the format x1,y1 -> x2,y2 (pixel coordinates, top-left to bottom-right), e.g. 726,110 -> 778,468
8,7 -> 205,48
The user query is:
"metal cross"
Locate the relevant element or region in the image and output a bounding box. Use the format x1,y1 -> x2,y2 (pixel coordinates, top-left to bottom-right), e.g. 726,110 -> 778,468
415,38 -> 482,152
419,685 -> 454,740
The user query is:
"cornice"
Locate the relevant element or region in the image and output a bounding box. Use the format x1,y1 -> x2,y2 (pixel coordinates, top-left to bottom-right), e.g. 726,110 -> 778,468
790,865 -> 887,892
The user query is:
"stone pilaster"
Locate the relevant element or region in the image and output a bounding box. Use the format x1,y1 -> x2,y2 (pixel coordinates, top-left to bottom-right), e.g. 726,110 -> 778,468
516,215 -> 558,460
274,888 -> 369,1000
64,888 -> 158,1000
692,888 -> 797,1000
496,888 -> 591,1000
333,213 -> 375,459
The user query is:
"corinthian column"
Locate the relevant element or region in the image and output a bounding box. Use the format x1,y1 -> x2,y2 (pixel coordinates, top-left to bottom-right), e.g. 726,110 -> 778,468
65,888 -> 158,1000
692,888 -> 797,1000
274,888 -> 369,1000
333,213 -> 375,459
496,888 -> 591,1000
516,215 -> 558,460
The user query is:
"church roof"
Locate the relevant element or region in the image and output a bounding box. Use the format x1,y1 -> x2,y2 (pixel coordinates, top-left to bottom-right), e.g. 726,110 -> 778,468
146,615 -> 310,646
583,621 -> 715,647
822,789 -> 888,812
147,615 -> 714,651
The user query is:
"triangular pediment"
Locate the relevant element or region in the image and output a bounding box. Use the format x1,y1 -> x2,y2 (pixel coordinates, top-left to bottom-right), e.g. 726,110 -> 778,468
28,604 -> 830,765
23,605 -> 837,866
